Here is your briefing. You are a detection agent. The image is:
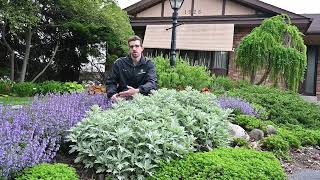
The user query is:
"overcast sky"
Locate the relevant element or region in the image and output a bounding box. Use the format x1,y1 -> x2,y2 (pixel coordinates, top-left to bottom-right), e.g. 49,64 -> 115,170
118,0 -> 320,14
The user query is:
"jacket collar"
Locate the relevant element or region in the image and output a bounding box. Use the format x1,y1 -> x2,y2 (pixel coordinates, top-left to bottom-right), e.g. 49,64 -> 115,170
125,55 -> 146,66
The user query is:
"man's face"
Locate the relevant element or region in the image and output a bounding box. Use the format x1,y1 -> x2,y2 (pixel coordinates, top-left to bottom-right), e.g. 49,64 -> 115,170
129,40 -> 144,59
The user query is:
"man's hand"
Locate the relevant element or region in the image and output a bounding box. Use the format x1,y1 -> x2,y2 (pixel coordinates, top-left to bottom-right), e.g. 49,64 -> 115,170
111,93 -> 118,102
118,86 -> 139,97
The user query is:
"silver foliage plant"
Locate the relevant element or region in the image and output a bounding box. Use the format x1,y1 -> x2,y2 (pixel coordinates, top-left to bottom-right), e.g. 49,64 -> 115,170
67,87 -> 231,179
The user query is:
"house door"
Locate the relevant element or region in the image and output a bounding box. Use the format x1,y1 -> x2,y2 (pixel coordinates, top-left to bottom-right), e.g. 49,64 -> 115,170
300,46 -> 318,96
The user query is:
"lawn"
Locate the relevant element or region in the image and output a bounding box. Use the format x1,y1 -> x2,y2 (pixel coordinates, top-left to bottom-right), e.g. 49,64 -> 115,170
0,96 -> 32,105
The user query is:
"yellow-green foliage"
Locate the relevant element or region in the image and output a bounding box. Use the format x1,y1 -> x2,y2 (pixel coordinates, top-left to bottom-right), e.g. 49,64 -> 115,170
236,14 -> 307,92
15,163 -> 78,180
151,148 -> 286,180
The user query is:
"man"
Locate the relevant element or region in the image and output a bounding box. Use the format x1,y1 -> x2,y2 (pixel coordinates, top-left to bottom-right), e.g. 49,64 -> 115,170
106,35 -> 157,101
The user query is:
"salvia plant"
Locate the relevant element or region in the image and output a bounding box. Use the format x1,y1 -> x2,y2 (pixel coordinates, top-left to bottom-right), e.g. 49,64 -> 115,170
218,96 -> 259,118
68,87 -> 231,179
0,93 -> 111,178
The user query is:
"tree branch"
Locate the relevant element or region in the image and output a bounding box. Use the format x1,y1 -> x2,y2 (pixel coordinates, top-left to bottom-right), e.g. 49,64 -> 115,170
31,43 -> 59,83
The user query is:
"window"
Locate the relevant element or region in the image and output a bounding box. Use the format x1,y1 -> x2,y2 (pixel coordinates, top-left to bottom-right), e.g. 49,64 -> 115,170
145,48 -> 229,76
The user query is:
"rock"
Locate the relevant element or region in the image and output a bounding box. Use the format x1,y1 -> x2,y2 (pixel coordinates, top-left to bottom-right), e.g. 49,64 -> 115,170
266,125 -> 277,135
229,123 -> 249,141
249,129 -> 264,141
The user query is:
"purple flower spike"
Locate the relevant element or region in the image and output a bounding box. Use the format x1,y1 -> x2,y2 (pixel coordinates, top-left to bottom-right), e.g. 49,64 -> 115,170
218,96 -> 259,118
0,92 -> 112,178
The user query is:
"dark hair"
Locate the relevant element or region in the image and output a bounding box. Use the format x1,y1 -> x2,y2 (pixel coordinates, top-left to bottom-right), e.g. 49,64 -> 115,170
128,35 -> 143,46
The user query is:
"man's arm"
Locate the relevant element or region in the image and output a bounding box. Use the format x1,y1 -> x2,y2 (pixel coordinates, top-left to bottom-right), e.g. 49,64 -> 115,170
138,61 -> 157,95
106,62 -> 120,98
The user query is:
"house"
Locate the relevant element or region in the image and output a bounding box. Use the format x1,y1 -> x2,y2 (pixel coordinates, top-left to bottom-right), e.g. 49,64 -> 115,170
124,0 -> 320,99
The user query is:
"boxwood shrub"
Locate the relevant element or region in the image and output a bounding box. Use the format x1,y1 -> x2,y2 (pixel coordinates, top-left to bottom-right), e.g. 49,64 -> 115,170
15,163 -> 78,180
151,148 -> 286,180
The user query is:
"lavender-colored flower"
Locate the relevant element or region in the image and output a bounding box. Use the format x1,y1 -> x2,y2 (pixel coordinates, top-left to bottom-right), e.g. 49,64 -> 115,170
0,93 -> 112,178
218,96 -> 259,117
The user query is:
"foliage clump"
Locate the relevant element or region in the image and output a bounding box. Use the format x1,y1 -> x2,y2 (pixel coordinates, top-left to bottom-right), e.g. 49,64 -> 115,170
236,15 -> 307,92
151,148 -> 286,180
228,85 -> 320,129
15,163 -> 78,180
154,56 -> 213,90
68,88 -> 231,179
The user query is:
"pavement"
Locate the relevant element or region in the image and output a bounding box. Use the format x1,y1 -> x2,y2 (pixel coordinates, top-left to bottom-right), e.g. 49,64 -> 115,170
289,169 -> 320,180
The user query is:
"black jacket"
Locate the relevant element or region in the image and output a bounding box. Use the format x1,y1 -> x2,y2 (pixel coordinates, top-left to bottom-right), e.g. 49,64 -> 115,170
106,55 -> 157,98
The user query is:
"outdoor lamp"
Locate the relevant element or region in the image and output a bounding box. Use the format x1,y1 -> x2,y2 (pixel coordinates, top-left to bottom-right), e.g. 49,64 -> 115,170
170,0 -> 184,9
169,0 -> 184,67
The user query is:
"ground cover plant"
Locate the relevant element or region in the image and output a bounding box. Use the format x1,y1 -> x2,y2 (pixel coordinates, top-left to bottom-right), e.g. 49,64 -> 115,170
227,85 -> 320,129
0,93 -> 111,178
151,148 -> 286,180
68,88 -> 231,179
15,163 -> 78,180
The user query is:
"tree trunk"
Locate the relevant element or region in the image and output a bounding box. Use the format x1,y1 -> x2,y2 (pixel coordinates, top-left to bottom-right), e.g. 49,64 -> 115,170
31,43 -> 59,83
256,65 -> 271,85
20,28 -> 33,82
1,24 -> 15,81
250,70 -> 255,84
10,52 -> 15,81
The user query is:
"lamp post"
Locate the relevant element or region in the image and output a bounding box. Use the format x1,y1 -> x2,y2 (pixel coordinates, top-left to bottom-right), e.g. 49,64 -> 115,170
169,0 -> 184,67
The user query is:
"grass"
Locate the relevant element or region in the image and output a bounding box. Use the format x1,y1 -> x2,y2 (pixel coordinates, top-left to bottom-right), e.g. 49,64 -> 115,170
0,95 -> 32,105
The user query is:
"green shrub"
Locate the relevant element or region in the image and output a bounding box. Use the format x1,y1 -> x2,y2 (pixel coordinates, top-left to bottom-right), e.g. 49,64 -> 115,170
231,138 -> 249,148
261,135 -> 290,159
0,81 -> 13,95
68,88 -> 231,179
228,85 -> 320,128
154,56 -> 213,90
151,148 -> 286,180
63,82 -> 84,93
234,115 -> 265,131
210,76 -> 235,95
15,163 -> 78,180
12,82 -> 37,97
277,128 -> 301,149
37,81 -> 64,94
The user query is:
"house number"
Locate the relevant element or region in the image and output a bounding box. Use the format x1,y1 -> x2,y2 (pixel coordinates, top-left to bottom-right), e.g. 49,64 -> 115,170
184,9 -> 202,15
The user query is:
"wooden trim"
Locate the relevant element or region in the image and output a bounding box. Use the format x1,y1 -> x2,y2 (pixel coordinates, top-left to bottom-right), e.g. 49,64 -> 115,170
161,0 -> 164,17
125,0 -> 307,19
191,0 -> 195,16
222,0 -> 226,15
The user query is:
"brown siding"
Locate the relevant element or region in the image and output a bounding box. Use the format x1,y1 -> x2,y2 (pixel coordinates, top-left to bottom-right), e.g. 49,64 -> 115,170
228,27 -> 252,80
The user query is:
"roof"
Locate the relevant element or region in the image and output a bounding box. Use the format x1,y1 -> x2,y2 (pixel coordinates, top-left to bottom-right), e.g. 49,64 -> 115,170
125,0 -> 308,19
124,0 -> 312,33
303,14 -> 320,34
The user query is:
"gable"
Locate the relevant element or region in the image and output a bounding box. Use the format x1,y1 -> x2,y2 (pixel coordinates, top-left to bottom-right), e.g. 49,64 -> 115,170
134,0 -> 261,18
225,0 -> 256,15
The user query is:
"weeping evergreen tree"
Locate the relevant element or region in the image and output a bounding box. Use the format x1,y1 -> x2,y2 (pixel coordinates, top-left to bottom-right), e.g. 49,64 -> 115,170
235,14 -> 307,92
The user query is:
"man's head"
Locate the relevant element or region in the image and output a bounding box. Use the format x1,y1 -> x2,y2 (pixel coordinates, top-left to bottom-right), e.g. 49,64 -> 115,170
128,35 -> 144,59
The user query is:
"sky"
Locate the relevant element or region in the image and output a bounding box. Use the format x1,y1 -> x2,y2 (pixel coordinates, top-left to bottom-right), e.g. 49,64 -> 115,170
118,0 -> 320,14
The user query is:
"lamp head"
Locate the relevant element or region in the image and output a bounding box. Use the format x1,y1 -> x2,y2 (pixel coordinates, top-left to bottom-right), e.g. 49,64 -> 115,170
170,0 -> 184,9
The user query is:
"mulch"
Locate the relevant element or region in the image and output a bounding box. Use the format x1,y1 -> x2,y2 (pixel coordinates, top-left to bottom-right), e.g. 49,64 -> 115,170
282,146 -> 320,174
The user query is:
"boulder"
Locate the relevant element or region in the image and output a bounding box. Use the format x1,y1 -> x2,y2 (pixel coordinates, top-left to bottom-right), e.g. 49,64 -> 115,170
229,123 -> 249,141
266,125 -> 277,135
249,129 -> 264,141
